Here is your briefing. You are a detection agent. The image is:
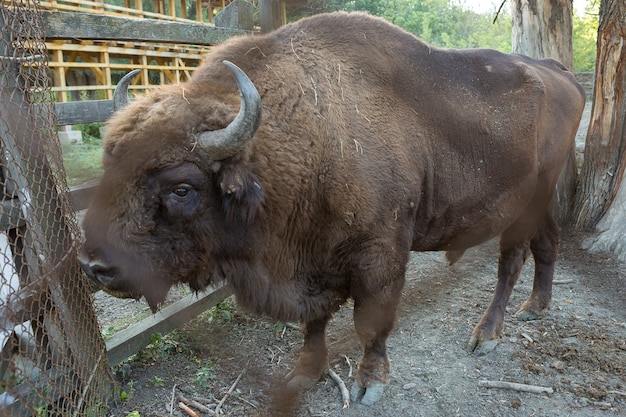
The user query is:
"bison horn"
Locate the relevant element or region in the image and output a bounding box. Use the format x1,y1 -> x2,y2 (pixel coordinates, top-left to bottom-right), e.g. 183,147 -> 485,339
113,69 -> 140,111
196,60 -> 262,160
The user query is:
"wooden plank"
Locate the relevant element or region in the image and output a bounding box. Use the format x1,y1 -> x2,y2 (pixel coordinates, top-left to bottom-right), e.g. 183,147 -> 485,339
53,100 -> 115,125
105,285 -> 232,366
69,181 -> 99,212
41,11 -> 251,45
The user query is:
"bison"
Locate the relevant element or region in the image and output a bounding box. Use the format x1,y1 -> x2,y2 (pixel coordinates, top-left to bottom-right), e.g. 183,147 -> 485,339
78,11 -> 585,406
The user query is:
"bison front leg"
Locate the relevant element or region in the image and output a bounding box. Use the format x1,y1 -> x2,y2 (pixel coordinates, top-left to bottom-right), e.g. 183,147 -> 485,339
284,317 -> 329,390
350,287 -> 402,406
468,240 -> 527,355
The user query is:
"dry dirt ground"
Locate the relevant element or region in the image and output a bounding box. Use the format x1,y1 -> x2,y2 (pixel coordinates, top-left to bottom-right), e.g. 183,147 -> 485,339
98,229 -> 626,417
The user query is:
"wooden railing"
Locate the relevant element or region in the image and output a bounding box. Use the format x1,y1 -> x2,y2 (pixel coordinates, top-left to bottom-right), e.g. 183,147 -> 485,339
38,0 -> 233,24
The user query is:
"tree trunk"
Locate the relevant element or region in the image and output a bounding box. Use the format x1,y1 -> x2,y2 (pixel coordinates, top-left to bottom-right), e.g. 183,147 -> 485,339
511,0 -> 574,68
573,0 -> 626,260
511,0 -> 577,224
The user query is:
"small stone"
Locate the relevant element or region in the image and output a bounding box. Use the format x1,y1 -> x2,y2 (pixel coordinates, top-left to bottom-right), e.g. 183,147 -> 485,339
551,360 -> 566,371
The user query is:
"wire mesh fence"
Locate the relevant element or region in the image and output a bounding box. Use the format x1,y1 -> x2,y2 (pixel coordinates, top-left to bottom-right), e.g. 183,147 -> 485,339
0,1 -> 116,415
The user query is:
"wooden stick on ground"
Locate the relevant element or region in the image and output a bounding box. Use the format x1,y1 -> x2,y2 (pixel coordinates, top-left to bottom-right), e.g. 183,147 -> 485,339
178,402 -> 200,417
478,380 -> 554,394
215,368 -> 246,415
169,384 -> 177,417
177,393 -> 217,416
326,368 -> 350,408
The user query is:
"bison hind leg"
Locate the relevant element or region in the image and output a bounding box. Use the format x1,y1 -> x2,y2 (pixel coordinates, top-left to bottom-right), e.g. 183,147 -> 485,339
468,240 -> 528,355
515,214 -> 559,321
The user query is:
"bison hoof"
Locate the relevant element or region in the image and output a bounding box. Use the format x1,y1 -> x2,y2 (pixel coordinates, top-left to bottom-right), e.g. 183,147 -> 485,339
284,370 -> 319,391
467,335 -> 498,356
514,309 -> 543,321
350,380 -> 386,406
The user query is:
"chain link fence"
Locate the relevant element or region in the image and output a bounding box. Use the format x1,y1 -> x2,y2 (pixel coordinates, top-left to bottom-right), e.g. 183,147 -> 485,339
0,1 -> 116,415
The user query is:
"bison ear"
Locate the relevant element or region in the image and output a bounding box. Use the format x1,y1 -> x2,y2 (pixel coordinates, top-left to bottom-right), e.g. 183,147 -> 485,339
217,165 -> 264,223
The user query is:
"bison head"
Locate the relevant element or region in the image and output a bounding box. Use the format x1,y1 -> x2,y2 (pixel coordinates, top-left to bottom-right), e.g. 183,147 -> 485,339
78,61 -> 263,311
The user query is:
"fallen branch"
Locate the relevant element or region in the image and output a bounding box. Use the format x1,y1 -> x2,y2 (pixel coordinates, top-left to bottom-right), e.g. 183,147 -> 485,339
553,279 -> 574,285
215,368 -> 246,415
178,402 -> 199,417
177,393 -> 217,416
478,380 -> 553,395
326,368 -> 350,408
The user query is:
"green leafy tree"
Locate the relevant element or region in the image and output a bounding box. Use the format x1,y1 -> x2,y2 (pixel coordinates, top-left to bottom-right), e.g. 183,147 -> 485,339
572,2 -> 600,71
290,0 -> 511,51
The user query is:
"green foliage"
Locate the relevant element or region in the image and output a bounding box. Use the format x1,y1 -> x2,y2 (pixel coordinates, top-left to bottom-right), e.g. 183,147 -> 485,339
76,122 -> 103,141
152,376 -> 166,388
195,297 -> 236,324
194,359 -> 217,391
290,0 -> 511,52
572,2 -> 599,72
135,332 -> 184,362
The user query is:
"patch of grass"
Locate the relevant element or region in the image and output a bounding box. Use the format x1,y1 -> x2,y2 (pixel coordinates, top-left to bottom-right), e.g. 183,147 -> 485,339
101,310 -> 152,341
61,123 -> 105,186
61,141 -> 103,186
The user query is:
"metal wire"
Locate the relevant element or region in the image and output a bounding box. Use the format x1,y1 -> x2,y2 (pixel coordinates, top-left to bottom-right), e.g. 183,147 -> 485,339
0,1 -> 116,415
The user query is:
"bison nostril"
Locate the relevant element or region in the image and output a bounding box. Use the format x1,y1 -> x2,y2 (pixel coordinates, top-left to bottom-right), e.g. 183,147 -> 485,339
78,258 -> 116,287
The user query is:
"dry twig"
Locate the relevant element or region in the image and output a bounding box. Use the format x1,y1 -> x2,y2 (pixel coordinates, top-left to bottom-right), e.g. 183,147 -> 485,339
215,368 -> 246,415
343,355 -> 353,378
325,368 -> 350,408
478,380 -> 553,394
169,384 -> 177,416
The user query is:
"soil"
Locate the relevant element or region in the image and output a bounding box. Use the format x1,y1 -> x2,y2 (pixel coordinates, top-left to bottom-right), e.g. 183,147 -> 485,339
98,103 -> 626,416
98,229 -> 626,417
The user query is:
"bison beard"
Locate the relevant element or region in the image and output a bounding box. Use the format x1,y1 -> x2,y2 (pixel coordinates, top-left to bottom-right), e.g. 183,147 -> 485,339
78,11 -> 586,408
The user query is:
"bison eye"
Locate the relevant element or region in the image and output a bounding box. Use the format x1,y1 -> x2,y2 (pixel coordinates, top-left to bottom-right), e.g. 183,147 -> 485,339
170,184 -> 193,201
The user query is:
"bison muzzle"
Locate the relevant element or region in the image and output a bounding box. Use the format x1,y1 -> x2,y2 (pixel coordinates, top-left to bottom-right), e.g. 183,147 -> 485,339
78,11 -> 586,407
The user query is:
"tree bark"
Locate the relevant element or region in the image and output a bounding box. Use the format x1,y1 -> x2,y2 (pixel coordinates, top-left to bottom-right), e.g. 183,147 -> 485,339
573,0 -> 626,260
511,0 -> 577,224
512,0 -> 574,68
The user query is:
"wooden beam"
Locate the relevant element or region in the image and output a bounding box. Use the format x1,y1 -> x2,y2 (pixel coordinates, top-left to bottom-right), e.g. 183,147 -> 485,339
259,0 -> 281,33
69,180 -> 99,211
105,285 -> 232,366
54,99 -> 115,125
42,11 -> 251,46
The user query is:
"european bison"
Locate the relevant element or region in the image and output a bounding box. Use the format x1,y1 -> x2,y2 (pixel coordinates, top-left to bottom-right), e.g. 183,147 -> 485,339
79,12 -> 585,406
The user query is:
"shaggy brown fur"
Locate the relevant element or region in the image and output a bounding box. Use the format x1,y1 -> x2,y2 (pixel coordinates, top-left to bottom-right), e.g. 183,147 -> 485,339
79,12 -> 585,406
